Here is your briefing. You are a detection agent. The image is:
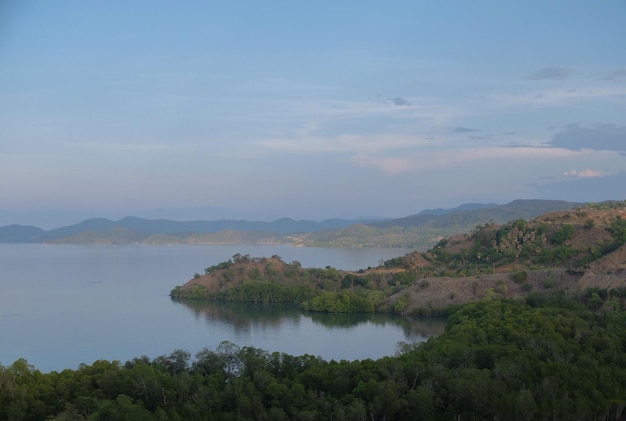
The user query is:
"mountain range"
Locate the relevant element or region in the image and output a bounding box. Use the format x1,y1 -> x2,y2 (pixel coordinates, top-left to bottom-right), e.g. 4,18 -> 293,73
0,216 -> 375,243
0,199 -> 584,247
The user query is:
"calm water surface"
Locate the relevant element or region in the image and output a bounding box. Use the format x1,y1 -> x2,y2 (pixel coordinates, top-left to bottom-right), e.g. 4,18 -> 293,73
0,244 -> 445,372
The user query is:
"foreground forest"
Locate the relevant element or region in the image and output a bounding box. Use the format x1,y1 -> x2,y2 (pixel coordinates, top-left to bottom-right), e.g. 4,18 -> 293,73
2,295 -> 626,420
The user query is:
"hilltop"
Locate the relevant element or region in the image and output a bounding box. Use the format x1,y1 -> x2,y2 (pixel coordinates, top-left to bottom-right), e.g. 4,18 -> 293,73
172,201 -> 626,315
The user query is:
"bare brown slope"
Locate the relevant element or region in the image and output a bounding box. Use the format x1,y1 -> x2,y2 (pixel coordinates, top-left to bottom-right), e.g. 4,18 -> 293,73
388,264 -> 626,315
177,256 -> 293,295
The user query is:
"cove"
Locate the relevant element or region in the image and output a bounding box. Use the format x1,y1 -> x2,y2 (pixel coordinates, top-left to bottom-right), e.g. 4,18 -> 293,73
0,244 -> 444,372
171,299 -> 446,361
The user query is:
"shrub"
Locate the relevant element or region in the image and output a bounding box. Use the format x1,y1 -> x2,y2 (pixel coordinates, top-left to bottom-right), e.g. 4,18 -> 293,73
513,270 -> 528,284
551,224 -> 575,245
472,280 -> 479,296
543,278 -> 555,289
187,284 -> 210,299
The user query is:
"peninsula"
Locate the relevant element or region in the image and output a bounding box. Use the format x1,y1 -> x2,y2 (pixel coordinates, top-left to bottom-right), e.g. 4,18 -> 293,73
172,201 -> 626,315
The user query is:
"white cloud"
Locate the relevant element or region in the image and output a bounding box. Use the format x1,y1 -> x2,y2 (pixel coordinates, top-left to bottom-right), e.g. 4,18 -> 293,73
259,133 -> 437,155
562,169 -> 604,178
250,81 -> 626,157
352,146 -> 616,175
315,98 -> 451,122
484,85 -> 626,109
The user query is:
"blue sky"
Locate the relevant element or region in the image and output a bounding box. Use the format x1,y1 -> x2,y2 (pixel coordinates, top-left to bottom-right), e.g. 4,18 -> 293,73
1,1 -> 625,227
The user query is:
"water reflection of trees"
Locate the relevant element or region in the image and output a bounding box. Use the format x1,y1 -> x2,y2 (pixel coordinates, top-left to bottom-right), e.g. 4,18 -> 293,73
172,298 -> 445,338
307,311 -> 445,338
171,298 -> 302,333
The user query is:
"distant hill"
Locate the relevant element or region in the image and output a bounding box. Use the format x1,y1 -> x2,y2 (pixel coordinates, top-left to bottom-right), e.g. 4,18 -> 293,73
0,225 -> 49,243
303,199 -> 584,249
0,216 -> 383,244
0,199 -> 585,246
368,199 -> 579,229
413,202 -> 498,217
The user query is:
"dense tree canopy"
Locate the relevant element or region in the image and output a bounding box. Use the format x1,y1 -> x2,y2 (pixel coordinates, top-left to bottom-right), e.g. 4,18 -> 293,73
3,296 -> 626,420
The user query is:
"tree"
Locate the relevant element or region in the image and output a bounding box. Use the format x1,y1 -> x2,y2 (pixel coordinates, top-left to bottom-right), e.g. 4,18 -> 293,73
154,349 -> 190,375
216,341 -> 242,377
551,224 -> 575,245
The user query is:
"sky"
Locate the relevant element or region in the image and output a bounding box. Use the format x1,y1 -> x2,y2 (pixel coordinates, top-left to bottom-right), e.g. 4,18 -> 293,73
1,1 -> 625,228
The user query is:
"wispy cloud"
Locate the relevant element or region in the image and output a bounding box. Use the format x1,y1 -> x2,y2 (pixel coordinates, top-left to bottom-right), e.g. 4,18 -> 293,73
352,146 -> 613,175
63,141 -> 174,153
484,85 -> 626,108
526,66 -> 573,80
469,135 -> 494,142
597,68 -> 626,81
242,82 -> 624,153
562,169 -> 604,178
450,126 -> 480,133
259,133 -> 435,155
294,97 -> 452,122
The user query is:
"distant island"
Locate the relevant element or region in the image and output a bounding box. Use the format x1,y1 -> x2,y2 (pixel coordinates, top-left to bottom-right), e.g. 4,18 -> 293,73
0,199 -> 584,249
172,200 -> 626,315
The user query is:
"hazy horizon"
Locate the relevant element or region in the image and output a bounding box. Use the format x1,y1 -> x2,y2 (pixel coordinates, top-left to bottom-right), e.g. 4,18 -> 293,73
0,198 -> 591,231
0,205 -> 395,229
0,199 -> 498,229
2,2 -> 625,229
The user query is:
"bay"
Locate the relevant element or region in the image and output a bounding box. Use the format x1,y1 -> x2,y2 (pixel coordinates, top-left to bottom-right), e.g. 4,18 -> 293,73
0,244 -> 445,372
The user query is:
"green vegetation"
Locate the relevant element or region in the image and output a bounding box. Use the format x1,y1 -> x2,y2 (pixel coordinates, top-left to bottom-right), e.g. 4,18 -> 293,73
172,255 -> 386,312
4,296 -> 626,420
608,216 -> 626,248
204,259 -> 233,274
385,203 -> 626,276
512,270 -> 528,283
216,282 -> 317,303
587,200 -> 626,210
302,291 -> 374,313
